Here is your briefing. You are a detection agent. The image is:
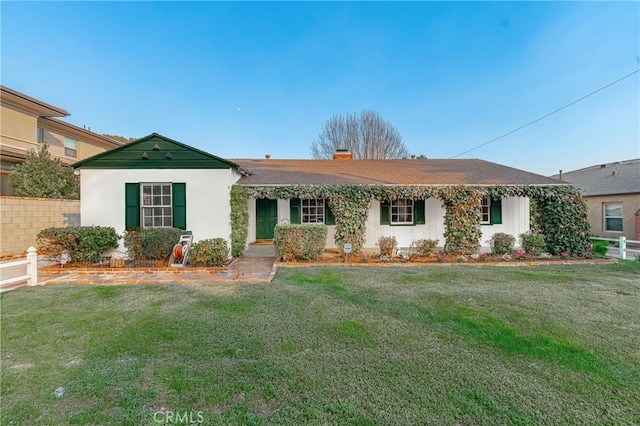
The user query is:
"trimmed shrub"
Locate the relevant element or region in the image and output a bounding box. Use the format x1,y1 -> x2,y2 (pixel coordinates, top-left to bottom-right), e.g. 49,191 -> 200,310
591,240 -> 609,257
378,236 -> 398,258
123,228 -> 182,260
519,232 -> 546,256
189,238 -> 229,267
37,226 -> 120,263
408,239 -> 439,261
273,224 -> 327,261
489,233 -> 515,255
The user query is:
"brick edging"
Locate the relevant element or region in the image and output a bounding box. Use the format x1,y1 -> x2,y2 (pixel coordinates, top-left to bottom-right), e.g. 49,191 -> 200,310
39,258 -> 239,275
275,258 -> 618,268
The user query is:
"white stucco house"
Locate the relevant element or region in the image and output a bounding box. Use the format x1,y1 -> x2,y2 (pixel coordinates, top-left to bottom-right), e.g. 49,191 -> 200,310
73,133 -> 248,255
74,133 -> 567,257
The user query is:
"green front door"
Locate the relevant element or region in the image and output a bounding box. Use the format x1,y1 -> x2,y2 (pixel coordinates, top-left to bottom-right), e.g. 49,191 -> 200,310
256,199 -> 278,240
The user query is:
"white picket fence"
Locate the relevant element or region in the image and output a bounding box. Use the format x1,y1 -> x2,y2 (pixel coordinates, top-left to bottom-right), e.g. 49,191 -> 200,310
0,247 -> 39,292
590,236 -> 640,260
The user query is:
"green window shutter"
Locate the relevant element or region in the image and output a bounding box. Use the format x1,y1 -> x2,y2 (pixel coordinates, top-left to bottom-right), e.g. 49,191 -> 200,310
172,183 -> 187,230
290,198 -> 301,224
125,183 -> 140,230
490,198 -> 502,225
414,199 -> 425,225
380,201 -> 390,225
325,201 -> 335,225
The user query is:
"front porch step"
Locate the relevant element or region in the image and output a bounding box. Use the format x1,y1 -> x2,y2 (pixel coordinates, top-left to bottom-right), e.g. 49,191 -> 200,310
245,243 -> 278,258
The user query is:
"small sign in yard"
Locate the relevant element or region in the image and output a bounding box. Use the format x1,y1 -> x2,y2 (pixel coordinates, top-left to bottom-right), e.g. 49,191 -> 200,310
343,243 -> 352,262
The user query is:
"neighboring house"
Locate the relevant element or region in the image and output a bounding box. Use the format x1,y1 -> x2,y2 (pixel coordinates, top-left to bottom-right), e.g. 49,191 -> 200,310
0,85 -> 122,195
74,133 -> 568,256
552,159 -> 640,241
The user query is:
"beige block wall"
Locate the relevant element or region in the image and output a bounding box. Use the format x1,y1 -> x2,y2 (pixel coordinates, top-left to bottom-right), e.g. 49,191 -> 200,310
584,193 -> 640,241
0,196 -> 80,257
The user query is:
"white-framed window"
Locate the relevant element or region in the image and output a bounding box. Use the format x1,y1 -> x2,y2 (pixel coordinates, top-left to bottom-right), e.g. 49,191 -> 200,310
36,127 -> 44,146
302,198 -> 325,223
64,137 -> 77,158
481,197 -> 490,224
391,199 -> 413,224
604,203 -> 623,232
141,183 -> 172,228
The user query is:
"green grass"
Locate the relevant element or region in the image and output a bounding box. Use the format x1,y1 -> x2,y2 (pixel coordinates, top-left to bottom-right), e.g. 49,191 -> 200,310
1,261 -> 639,424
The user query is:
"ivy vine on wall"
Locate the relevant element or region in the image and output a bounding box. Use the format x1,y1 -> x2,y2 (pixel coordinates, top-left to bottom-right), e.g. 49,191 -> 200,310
230,184 -> 591,257
229,185 -> 249,257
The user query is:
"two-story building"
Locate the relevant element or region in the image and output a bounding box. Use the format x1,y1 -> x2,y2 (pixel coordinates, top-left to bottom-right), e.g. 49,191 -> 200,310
0,85 -> 122,195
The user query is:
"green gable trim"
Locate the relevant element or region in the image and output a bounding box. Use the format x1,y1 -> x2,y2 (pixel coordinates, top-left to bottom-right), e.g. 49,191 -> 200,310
73,133 -> 244,170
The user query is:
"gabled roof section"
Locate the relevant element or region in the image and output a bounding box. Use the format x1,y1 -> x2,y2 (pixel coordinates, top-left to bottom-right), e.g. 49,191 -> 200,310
552,159 -> 640,196
1,85 -> 69,117
42,117 -> 122,150
232,158 -> 565,186
73,133 -> 247,172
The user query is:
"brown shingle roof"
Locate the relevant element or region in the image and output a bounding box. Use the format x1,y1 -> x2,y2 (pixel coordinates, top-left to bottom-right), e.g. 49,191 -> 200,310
551,159 -> 640,196
232,158 -> 564,186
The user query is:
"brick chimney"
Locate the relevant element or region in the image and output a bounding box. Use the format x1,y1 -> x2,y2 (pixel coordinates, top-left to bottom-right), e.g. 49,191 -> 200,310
333,149 -> 353,160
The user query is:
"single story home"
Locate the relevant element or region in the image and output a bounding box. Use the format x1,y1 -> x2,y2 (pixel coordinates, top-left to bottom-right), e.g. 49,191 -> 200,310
74,133 -> 573,257
552,159 -> 640,241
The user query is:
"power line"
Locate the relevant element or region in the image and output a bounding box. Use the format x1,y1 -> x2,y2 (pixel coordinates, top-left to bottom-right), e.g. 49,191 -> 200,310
449,69 -> 640,158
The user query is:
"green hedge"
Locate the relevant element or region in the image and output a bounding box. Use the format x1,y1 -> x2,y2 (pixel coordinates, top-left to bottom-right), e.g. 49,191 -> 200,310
37,226 -> 120,263
273,224 -> 327,261
123,228 -> 182,260
188,238 -> 229,267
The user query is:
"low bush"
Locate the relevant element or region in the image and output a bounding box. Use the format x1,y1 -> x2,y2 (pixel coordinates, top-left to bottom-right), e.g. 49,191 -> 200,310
378,236 -> 398,258
591,240 -> 609,257
124,228 -> 182,260
274,224 -> 327,261
519,232 -> 546,256
408,239 -> 439,261
188,238 -> 229,267
37,226 -> 120,263
489,233 -> 515,255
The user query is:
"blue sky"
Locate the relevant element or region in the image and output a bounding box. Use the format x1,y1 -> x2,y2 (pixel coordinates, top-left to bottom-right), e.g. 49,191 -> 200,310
2,1 -> 638,176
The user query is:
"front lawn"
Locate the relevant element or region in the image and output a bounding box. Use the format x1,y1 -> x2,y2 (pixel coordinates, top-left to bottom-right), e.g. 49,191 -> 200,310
1,262 -> 639,424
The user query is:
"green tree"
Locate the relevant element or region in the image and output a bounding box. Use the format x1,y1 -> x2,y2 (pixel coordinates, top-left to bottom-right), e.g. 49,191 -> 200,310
9,144 -> 79,199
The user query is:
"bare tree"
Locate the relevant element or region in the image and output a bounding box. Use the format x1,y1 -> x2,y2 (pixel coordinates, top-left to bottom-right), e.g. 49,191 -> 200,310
311,110 -> 409,159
